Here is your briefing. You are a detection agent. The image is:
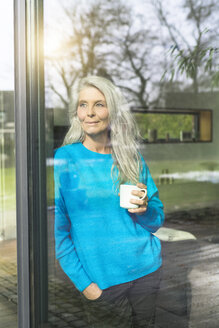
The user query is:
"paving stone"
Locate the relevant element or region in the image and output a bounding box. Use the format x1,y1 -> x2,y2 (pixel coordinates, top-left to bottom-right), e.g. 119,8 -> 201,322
1,206 -> 219,327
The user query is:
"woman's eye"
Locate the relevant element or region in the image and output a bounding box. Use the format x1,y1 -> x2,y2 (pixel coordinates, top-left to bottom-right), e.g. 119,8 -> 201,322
96,103 -> 104,107
79,103 -> 87,108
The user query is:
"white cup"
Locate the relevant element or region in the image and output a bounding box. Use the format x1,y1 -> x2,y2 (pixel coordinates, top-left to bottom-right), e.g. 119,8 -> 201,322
120,184 -> 147,209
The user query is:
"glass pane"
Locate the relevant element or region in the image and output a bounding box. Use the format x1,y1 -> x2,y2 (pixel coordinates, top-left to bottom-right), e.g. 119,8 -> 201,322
0,1 -> 17,327
135,112 -> 194,141
44,0 -> 219,327
134,110 -> 212,143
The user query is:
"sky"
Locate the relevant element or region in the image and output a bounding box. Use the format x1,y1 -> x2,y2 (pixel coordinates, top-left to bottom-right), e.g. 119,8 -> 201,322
0,0 -> 189,91
0,0 -> 217,92
43,0 -> 187,54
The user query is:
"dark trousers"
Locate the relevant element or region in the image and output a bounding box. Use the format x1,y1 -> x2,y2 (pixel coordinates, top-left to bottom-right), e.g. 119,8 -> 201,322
81,267 -> 162,328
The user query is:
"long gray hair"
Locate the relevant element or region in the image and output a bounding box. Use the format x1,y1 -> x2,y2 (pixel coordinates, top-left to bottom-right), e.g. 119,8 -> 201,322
63,76 -> 142,187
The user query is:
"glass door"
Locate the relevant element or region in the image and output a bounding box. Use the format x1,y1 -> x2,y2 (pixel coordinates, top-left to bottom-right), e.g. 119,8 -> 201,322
43,1 -> 219,327
13,0 -> 219,327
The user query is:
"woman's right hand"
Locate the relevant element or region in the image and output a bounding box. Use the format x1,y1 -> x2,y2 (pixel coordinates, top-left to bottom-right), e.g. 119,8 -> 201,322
82,282 -> 103,300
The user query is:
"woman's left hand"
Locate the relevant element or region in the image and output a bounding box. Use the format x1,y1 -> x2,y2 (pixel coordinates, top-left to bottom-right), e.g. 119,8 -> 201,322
128,182 -> 148,215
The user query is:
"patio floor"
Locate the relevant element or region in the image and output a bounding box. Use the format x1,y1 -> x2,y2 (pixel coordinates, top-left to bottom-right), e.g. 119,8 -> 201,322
1,206 -> 219,327
0,239 -> 17,328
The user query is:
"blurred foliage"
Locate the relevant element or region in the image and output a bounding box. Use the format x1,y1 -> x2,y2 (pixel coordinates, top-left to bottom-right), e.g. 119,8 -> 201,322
134,113 -> 193,140
46,0 -> 219,109
163,42 -> 219,88
153,0 -> 219,93
46,0 -> 160,108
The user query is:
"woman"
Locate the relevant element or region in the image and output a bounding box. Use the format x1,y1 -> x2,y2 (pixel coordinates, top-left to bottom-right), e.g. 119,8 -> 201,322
54,76 -> 164,327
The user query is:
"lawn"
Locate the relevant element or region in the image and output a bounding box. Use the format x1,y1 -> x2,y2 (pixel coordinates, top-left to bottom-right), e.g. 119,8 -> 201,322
147,159 -> 219,212
2,160 -> 219,214
147,159 -> 219,178
0,166 -> 16,211
46,160 -> 219,213
158,181 -> 219,212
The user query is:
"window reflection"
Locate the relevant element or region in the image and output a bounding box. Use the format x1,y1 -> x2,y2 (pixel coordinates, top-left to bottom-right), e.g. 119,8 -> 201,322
133,109 -> 212,143
44,0 -> 219,327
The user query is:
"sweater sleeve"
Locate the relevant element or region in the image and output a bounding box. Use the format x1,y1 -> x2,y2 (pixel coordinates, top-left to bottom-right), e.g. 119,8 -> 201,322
133,156 -> 165,233
54,148 -> 92,292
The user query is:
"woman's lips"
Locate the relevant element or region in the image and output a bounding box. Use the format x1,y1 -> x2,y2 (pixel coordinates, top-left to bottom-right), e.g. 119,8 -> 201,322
85,121 -> 99,125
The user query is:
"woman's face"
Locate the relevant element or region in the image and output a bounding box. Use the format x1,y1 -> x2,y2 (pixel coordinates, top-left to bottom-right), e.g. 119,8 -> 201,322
77,86 -> 110,139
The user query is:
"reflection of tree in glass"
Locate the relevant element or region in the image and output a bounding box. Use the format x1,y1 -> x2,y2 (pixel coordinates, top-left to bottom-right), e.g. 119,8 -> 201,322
46,0 -> 120,110
134,113 -> 193,140
152,0 -> 219,93
46,0 -> 131,109
45,0 -> 219,112
45,0 -> 161,109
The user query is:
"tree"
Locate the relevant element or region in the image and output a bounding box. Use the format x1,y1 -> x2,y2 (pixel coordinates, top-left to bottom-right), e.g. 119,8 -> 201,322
111,23 -> 159,106
45,0 -> 131,109
152,0 -> 219,93
45,0 -> 164,109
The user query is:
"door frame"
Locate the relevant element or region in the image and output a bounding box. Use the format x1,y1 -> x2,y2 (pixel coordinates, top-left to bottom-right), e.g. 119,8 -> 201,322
14,0 -> 48,326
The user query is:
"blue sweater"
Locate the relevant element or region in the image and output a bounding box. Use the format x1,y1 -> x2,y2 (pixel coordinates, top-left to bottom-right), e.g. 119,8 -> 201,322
54,142 -> 164,292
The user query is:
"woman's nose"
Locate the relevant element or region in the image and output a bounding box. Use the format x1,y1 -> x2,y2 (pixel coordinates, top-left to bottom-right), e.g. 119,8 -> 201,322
87,105 -> 95,117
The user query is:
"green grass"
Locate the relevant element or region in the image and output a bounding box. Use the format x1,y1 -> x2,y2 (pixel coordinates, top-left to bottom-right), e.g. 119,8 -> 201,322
158,181 -> 219,212
2,160 -> 219,213
146,159 -> 219,212
0,166 -> 16,211
147,159 -> 219,178
0,166 -> 55,210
